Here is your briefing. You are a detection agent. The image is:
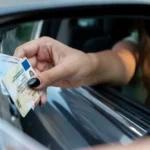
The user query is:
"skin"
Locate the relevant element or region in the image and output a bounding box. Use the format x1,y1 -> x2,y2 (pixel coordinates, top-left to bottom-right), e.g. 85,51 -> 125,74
79,137 -> 150,150
14,36 -> 149,150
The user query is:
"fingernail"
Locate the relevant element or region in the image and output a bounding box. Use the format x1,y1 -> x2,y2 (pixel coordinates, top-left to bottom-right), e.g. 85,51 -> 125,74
28,78 -> 41,88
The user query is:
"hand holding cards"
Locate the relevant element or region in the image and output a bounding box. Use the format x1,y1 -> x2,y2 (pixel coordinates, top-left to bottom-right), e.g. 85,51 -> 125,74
0,54 -> 42,117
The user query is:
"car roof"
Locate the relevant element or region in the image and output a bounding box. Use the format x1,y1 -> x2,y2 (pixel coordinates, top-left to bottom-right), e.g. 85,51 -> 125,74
0,0 -> 150,28
1,0 -> 150,6
0,0 -> 150,15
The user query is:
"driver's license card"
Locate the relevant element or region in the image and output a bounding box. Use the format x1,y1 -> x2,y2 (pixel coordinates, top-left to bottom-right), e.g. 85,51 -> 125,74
2,58 -> 42,117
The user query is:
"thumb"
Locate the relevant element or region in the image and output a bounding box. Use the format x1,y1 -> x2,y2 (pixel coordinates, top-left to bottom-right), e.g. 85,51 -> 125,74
28,65 -> 69,90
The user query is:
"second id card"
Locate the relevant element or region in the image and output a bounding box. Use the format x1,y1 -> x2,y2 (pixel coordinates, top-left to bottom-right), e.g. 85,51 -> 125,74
0,53 -> 22,95
2,58 -> 42,117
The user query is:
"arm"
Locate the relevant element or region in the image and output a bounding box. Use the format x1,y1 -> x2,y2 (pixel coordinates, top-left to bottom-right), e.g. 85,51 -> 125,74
14,37 -> 138,90
86,40 -> 138,86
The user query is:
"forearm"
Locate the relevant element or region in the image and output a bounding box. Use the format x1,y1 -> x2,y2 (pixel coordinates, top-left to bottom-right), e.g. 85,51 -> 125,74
86,44 -> 137,86
86,50 -> 130,86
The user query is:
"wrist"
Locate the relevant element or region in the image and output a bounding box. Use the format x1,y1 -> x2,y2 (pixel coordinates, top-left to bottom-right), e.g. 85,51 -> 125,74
85,53 -> 99,85
86,51 -> 114,86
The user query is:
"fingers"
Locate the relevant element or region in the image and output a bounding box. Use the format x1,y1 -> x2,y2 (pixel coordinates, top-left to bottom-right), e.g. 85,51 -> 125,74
36,61 -> 51,72
40,91 -> 47,105
14,39 -> 39,58
32,68 -> 47,106
14,37 -> 52,59
34,91 -> 47,106
14,38 -> 51,108
28,63 -> 70,89
28,56 -> 37,68
35,98 -> 40,107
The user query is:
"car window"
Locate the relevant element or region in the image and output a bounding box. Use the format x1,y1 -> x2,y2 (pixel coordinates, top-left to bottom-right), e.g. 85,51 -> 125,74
0,18 -> 150,150
56,18 -> 150,107
1,20 -> 43,55
0,18 -> 147,106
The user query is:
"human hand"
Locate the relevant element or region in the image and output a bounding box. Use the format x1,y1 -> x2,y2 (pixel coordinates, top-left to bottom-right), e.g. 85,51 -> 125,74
14,37 -> 95,106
